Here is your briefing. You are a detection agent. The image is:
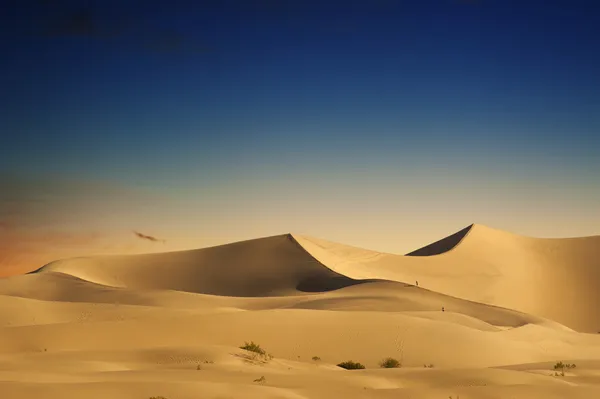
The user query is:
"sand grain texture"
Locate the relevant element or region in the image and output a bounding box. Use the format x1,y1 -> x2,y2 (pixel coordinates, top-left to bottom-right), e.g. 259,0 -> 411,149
1,225 -> 600,398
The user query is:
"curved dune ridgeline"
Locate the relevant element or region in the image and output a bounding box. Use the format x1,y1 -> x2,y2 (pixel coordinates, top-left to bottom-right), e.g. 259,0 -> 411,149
405,224 -> 474,256
30,234 -> 377,297
295,225 -> 600,333
2,225 -> 600,399
22,225 -> 600,331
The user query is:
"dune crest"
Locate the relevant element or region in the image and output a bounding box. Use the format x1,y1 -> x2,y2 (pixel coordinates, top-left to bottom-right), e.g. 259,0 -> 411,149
405,224 -> 474,256
294,225 -> 600,333
17,224 -> 600,332
2,225 -> 600,398
29,234 -> 375,297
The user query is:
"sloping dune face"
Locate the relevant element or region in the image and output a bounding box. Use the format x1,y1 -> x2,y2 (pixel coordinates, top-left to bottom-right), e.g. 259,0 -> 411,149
32,234 -> 366,297
296,225 -> 600,332
27,226 -> 600,331
405,224 -> 473,256
3,228 -> 600,398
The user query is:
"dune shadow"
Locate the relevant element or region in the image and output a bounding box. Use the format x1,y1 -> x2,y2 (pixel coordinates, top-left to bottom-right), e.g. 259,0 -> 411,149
405,224 -> 473,256
296,276 -> 387,293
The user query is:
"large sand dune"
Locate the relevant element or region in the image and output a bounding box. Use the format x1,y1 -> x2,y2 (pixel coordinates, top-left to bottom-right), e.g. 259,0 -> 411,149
296,224 -> 600,332
1,224 -> 600,398
28,234 -> 376,296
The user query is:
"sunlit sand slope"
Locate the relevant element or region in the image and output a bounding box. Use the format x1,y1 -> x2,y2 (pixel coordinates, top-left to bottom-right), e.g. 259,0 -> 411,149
30,234 -> 372,297
1,225 -> 600,398
295,224 -> 600,332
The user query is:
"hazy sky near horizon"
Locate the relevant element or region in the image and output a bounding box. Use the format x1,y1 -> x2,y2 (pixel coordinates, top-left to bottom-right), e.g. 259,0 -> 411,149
1,0 -> 599,275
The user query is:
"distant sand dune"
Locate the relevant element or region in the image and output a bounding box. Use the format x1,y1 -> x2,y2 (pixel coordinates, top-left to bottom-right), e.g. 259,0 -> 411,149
20,225 -> 600,332
2,224 -> 600,398
296,224 -> 600,332
30,234 -> 376,297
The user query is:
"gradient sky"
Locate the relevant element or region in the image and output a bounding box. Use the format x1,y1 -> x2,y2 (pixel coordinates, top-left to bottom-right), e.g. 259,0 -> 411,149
1,0 -> 599,275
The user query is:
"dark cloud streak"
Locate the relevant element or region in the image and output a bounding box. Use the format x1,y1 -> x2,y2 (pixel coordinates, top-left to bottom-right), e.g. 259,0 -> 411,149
18,0 -> 214,56
133,231 -> 166,244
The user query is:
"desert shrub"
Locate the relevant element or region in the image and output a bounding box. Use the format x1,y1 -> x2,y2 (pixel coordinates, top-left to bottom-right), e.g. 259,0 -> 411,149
240,341 -> 266,356
379,357 -> 401,368
424,363 -> 434,368
553,362 -> 576,371
337,360 -> 366,370
553,361 -> 576,376
239,341 -> 273,361
312,356 -> 321,361
553,361 -> 565,370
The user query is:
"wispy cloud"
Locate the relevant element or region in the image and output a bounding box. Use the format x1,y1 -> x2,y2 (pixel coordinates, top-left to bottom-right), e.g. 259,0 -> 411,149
0,172 -> 169,276
133,230 -> 166,243
27,1 -> 214,55
0,223 -> 105,277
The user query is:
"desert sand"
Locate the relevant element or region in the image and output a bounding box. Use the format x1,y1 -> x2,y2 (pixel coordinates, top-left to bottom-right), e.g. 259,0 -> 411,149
1,224 -> 600,398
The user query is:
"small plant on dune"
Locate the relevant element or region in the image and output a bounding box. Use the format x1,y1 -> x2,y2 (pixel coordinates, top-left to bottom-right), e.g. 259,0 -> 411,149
253,375 -> 266,384
149,396 -> 168,399
379,357 -> 401,368
554,361 -> 565,370
553,361 -> 576,376
239,341 -> 273,361
424,363 -> 434,368
312,356 -> 321,361
337,360 -> 366,370
241,341 -> 266,356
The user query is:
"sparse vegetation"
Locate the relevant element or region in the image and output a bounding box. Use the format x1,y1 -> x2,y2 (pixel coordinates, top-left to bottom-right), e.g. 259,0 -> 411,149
312,356 -> 321,361
337,360 -> 366,370
553,361 -> 576,376
239,341 -> 273,361
240,341 -> 266,356
379,357 -> 401,368
253,375 -> 266,384
424,363 -> 434,368
149,396 -> 168,399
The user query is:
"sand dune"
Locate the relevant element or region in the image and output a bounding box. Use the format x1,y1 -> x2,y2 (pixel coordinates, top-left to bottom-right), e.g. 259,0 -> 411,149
296,224 -> 600,332
1,224 -> 600,398
29,234 -> 373,296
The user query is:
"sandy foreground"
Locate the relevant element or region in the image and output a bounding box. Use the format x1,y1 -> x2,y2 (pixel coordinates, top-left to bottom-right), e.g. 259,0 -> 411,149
1,224 -> 600,398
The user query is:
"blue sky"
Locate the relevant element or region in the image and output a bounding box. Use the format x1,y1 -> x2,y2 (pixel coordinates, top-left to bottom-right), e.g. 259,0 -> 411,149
1,0 -> 599,272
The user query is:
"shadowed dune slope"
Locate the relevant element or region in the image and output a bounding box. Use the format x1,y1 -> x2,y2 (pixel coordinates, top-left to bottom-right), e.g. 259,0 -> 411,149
18,225 -> 600,331
296,224 -> 600,332
4,227 -> 600,398
405,224 -> 473,256
29,234 -> 373,297
0,272 -> 558,332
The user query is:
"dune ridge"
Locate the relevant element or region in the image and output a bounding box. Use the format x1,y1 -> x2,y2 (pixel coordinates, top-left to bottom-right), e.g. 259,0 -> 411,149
29,234 -> 378,297
19,224 -> 600,332
295,224 -> 600,333
405,224 -> 474,256
2,224 -> 600,398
